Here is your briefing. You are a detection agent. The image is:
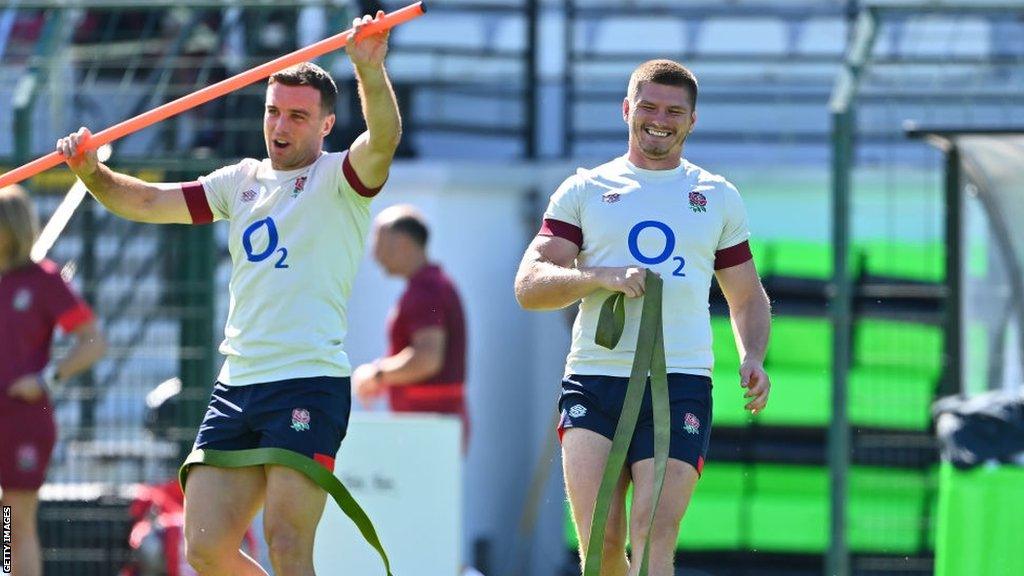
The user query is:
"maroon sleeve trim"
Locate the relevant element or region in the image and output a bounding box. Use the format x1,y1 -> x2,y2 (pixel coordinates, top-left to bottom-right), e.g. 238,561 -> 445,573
539,218 -> 583,248
181,182 -> 214,224
343,152 -> 385,198
714,240 -> 753,270
57,304 -> 94,333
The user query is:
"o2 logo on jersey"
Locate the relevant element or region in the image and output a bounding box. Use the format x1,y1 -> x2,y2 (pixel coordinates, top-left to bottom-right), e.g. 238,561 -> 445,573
242,217 -> 289,269
627,220 -> 685,276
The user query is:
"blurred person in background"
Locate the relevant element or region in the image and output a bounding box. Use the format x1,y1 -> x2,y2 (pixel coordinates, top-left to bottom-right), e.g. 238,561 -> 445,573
353,205 -> 469,445
514,59 -> 772,576
352,203 -> 477,576
56,11 -> 401,576
0,184 -> 107,576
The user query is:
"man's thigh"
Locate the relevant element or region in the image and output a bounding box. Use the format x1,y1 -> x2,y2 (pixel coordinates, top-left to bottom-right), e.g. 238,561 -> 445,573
184,465 -> 266,548
262,464 -> 329,547
562,428 -> 630,542
629,457 -> 699,538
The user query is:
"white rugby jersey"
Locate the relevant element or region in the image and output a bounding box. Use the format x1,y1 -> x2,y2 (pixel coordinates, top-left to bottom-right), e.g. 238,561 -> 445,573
540,155 -> 752,378
183,150 -> 381,386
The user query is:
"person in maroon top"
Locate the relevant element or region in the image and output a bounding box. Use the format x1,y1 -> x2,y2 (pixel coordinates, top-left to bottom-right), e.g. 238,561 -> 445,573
352,205 -> 469,441
0,184 -> 107,576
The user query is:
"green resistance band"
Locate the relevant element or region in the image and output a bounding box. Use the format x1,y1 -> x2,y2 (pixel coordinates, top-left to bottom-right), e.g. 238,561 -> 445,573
585,273 -> 669,576
180,447 -> 393,576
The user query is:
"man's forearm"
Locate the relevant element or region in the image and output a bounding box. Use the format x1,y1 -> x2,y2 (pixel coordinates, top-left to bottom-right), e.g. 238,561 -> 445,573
354,63 -> 401,152
378,347 -> 441,386
514,261 -> 605,310
80,164 -> 160,222
56,338 -> 106,381
729,291 -> 771,364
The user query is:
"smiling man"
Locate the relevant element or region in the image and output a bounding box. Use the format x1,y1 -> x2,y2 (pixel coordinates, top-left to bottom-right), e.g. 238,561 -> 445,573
55,11 -> 401,576
514,59 -> 772,576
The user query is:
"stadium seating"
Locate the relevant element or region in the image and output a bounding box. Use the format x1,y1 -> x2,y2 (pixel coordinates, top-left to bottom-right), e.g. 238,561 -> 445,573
796,17 -> 847,57
700,18 -> 789,56
747,464 -> 829,552
677,462 -> 747,549
848,466 -> 929,553
850,319 -> 942,430
711,315 -> 749,426
767,239 -> 833,280
860,240 -> 945,282
590,16 -> 688,57
935,462 -> 1024,575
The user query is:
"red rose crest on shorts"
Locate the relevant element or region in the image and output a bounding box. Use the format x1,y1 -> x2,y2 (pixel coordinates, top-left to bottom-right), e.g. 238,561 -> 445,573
291,408 -> 311,432
683,412 -> 701,435
688,190 -> 708,213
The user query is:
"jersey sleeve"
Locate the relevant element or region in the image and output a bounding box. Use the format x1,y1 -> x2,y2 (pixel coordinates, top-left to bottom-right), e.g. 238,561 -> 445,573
714,181 -> 753,269
191,160 -> 256,222
41,267 -> 94,333
538,172 -> 585,248
399,287 -> 445,335
340,149 -> 385,201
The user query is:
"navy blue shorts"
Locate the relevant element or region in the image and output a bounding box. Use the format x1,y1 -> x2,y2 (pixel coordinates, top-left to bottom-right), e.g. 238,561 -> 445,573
557,373 -> 713,475
193,376 -> 351,471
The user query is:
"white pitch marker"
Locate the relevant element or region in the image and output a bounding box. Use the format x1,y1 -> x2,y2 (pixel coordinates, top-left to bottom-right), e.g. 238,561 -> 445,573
30,143 -> 112,263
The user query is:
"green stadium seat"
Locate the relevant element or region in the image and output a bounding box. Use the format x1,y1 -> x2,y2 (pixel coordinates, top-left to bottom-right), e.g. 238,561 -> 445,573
854,319 -> 944,374
851,319 -> 941,429
766,316 -> 832,369
748,465 -> 928,554
849,366 -> 936,430
926,465 -> 939,551
935,463 -> 1024,575
767,240 -> 833,280
678,463 -> 747,550
712,315 -> 739,366
754,367 -> 831,427
858,241 -> 945,283
567,464 -> 930,556
712,369 -> 752,427
848,467 -> 928,553
749,238 -> 770,276
747,465 -> 828,552
712,316 -> 750,426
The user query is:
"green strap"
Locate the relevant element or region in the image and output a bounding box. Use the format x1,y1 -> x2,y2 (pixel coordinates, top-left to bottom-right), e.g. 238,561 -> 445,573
180,447 -> 393,576
584,274 -> 670,576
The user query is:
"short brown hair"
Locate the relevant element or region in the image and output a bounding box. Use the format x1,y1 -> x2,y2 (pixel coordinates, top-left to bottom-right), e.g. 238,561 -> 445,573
0,184 -> 39,267
376,205 -> 430,248
627,59 -> 698,108
269,62 -> 338,116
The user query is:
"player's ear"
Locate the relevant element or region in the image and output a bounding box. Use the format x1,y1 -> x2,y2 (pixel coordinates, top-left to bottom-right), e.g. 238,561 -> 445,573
321,113 -> 335,138
622,98 -> 630,124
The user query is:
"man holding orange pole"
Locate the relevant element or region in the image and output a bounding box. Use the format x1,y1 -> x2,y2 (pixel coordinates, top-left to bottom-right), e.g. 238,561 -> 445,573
56,11 -> 400,576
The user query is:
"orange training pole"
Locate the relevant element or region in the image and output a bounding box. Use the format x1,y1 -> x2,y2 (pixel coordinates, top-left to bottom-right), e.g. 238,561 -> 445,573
0,1 -> 426,189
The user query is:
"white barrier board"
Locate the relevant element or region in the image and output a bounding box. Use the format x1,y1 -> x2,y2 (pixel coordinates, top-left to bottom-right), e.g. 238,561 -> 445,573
314,413 -> 462,576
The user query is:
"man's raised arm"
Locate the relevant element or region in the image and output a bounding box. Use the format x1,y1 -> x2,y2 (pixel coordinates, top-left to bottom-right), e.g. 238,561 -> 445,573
58,127 -> 197,224
345,11 -> 402,190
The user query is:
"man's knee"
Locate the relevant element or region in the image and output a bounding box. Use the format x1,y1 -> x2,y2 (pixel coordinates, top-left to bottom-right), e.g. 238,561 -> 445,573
185,536 -> 228,573
265,521 -> 313,569
603,513 -> 628,551
629,502 -> 683,550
